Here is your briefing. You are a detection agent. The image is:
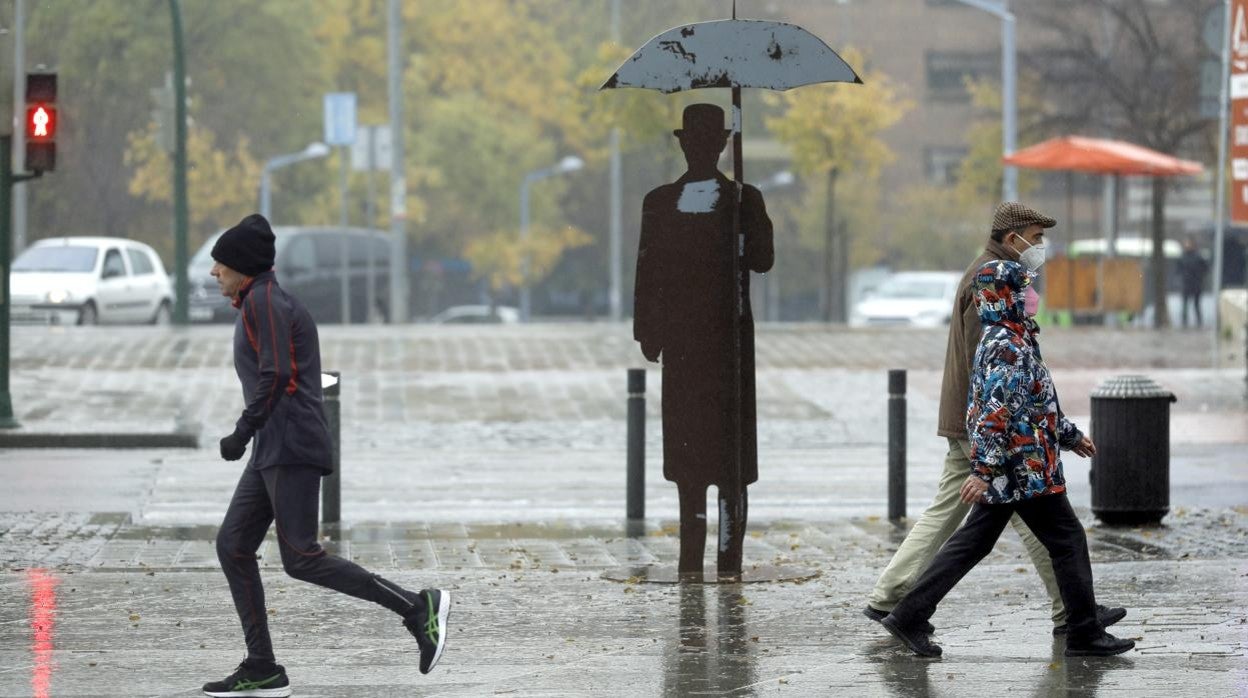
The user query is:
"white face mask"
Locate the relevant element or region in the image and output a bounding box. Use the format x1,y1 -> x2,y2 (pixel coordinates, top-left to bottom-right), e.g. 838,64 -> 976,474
1012,235 -> 1047,272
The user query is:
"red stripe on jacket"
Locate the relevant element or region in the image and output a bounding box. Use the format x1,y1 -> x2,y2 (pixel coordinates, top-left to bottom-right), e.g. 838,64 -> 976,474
261,283 -> 281,413
287,339 -> 298,396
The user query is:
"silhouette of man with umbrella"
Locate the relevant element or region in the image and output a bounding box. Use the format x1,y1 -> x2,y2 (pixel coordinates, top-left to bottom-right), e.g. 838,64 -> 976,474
604,11 -> 860,579
634,103 -> 773,577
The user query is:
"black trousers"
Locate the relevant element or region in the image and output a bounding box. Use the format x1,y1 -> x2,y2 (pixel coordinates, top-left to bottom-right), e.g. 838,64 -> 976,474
1181,289 -> 1203,327
889,493 -> 1104,642
216,464 -> 420,663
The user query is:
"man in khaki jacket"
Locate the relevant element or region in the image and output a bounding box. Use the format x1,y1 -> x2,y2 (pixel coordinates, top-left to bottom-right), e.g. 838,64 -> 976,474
863,202 -> 1125,635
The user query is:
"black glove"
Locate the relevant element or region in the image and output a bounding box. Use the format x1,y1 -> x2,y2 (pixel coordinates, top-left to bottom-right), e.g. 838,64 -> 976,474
641,342 -> 662,363
219,431 -> 248,461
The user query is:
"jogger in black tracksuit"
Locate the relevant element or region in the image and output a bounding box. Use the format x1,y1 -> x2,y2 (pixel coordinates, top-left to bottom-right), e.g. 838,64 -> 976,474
202,214 -> 449,698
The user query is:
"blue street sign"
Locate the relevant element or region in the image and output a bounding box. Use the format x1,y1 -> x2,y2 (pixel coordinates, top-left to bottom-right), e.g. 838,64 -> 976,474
323,92 -> 357,146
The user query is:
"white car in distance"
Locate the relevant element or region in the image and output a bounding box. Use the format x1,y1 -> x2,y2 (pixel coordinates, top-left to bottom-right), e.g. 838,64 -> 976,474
850,271 -> 962,328
9,237 -> 174,325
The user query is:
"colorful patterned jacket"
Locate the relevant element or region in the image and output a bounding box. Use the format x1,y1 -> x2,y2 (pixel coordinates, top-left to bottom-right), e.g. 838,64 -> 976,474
966,260 -> 1083,504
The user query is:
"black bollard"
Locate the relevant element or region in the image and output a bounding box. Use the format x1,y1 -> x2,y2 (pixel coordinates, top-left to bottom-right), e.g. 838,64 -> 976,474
888,369 -> 906,522
627,368 -> 646,521
321,371 -> 341,526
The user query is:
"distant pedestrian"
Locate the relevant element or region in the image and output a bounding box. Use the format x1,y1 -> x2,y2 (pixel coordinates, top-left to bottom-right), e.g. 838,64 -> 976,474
1178,236 -> 1208,328
863,202 -> 1124,636
201,214 -> 449,698
879,259 -> 1134,659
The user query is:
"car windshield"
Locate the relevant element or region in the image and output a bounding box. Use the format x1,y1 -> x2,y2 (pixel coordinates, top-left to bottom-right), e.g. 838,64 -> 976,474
13,245 -> 98,272
873,278 -> 949,300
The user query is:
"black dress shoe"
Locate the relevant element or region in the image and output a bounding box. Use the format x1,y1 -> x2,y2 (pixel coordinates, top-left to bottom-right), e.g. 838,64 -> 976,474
1065,632 -> 1135,657
881,614 -> 943,658
1053,605 -> 1127,636
864,606 -> 935,635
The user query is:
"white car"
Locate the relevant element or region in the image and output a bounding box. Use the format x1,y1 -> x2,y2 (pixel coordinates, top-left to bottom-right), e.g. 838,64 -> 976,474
429,305 -> 520,324
9,237 -> 174,325
850,271 -> 962,328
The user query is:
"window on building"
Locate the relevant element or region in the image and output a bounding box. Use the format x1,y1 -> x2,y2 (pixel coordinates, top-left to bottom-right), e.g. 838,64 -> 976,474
926,51 -> 997,101
925,147 -> 968,186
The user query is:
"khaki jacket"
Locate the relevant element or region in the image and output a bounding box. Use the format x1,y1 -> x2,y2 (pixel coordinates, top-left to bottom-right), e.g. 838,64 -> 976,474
937,238 -> 1020,438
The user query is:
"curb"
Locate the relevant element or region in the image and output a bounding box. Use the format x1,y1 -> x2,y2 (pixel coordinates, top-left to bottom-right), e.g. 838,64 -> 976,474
0,432 -> 200,449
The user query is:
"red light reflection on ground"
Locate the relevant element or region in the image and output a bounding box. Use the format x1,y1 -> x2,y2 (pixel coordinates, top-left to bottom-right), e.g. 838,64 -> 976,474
28,568 -> 58,698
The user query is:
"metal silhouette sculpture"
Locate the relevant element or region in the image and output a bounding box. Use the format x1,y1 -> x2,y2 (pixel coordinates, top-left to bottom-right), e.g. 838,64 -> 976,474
635,103 -> 773,579
603,8 -> 861,580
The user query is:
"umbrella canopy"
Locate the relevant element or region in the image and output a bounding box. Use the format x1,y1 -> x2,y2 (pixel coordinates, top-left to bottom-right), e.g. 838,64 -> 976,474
1002,136 -> 1203,177
601,19 -> 861,93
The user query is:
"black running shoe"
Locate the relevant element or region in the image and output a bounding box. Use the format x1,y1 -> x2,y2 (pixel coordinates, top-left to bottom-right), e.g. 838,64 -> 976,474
404,588 -> 450,674
202,659 -> 291,697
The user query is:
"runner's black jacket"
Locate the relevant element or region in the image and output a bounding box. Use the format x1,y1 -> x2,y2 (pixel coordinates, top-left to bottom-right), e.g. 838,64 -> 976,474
231,271 -> 333,473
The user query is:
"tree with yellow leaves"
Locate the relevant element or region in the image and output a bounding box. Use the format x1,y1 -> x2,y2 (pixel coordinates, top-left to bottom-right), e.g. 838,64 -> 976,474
764,48 -> 910,322
125,126 -> 262,262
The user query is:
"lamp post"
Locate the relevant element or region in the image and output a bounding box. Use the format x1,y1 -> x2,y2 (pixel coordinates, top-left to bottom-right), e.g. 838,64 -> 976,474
258,142 -> 331,222
519,155 -> 584,322
953,0 -> 1017,202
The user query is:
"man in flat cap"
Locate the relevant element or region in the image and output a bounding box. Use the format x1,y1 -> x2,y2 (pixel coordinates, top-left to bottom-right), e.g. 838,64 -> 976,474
862,202 -> 1125,636
634,103 -> 774,578
201,214 -> 449,697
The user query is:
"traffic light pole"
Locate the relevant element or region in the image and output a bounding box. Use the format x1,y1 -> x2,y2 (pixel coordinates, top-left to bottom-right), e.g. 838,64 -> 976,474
0,134 -> 42,428
169,0 -> 190,325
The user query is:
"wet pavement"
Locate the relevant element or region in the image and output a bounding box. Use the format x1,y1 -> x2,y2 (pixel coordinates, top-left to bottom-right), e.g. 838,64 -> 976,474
1,324 -> 1246,695
1,512 -> 1246,696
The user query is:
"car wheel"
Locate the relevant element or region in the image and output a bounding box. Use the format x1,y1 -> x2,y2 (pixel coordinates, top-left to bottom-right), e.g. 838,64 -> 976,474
151,301 -> 172,326
77,301 -> 98,326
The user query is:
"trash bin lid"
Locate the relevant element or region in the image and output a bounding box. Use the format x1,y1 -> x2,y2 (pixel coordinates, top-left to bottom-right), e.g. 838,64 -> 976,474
1090,374 -> 1175,400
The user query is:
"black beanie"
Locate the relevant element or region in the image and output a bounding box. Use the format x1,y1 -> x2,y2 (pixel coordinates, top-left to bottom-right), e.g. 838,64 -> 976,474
212,213 -> 275,277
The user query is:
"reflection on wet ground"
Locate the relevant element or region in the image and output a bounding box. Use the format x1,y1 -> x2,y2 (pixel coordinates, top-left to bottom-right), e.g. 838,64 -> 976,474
663,585 -> 758,696
27,569 -> 57,698
1,558 -> 1244,697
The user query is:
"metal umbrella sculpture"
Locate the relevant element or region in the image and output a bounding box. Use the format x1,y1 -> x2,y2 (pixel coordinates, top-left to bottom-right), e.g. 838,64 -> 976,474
602,10 -> 861,578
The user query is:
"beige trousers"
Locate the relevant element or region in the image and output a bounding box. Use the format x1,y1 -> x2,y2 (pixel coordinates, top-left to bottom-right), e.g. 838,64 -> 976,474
867,438 -> 1066,624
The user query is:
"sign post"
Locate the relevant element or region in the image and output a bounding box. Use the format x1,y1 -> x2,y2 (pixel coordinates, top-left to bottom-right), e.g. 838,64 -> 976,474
324,93 -> 357,324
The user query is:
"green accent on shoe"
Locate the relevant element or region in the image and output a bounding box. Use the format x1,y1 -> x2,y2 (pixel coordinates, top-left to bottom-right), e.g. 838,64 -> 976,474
424,590 -> 440,644
233,673 -> 282,691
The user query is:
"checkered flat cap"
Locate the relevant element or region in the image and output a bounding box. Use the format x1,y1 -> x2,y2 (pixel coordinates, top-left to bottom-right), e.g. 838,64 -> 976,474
992,202 -> 1056,231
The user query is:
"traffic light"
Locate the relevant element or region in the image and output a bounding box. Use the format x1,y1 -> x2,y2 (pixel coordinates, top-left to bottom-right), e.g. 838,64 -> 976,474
25,72 -> 57,172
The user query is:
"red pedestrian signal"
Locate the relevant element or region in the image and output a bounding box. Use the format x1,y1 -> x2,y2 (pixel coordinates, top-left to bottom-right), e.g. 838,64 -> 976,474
26,105 -> 56,141
25,72 -> 57,172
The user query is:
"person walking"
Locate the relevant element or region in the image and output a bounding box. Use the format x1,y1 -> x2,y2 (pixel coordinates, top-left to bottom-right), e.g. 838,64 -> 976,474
879,259 -> 1135,658
202,214 -> 449,698
864,202 -> 1123,635
1177,236 -> 1208,328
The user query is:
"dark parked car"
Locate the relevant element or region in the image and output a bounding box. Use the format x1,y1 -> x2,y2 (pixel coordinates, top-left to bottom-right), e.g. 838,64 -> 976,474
185,226 -> 392,324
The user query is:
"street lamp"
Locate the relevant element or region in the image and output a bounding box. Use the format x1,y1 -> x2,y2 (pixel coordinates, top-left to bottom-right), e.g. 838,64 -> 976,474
519,155 -> 584,321
953,0 -> 1017,202
259,142 -> 331,221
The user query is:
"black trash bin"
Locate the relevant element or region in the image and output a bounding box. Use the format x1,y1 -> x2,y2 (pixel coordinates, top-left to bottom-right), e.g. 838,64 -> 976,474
1089,375 -> 1176,525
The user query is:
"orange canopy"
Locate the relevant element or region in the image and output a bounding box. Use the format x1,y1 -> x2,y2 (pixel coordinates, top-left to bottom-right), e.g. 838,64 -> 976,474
1002,136 -> 1203,176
